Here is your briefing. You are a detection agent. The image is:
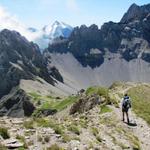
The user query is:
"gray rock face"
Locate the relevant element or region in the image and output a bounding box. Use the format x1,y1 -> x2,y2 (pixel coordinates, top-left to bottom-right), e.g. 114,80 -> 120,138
70,95 -> 100,114
0,29 -> 63,98
0,88 -> 35,117
33,108 -> 57,117
46,3 -> 150,68
3,138 -> 24,149
121,3 -> 150,23
48,52 -> 150,91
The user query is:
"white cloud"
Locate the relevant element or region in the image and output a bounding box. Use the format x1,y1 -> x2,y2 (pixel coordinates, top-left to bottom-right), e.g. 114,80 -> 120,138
0,5 -> 48,49
0,6 -> 24,32
66,0 -> 79,12
0,6 -> 40,40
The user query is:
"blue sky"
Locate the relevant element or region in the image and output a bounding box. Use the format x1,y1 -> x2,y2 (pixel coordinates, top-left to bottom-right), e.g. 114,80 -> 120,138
0,0 -> 150,28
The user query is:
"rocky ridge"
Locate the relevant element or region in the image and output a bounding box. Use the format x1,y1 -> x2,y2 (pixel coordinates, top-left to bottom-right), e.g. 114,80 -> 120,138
0,88 -> 35,117
46,3 -> 150,68
0,83 -> 150,150
0,29 -> 63,99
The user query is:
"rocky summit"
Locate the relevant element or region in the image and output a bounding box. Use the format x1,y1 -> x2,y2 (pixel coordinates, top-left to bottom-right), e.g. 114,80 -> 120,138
0,88 -> 35,117
0,29 -> 64,117
46,3 -> 150,67
0,82 -> 150,150
0,29 -> 63,99
0,3 -> 150,117
0,2 -> 150,150
44,3 -> 150,90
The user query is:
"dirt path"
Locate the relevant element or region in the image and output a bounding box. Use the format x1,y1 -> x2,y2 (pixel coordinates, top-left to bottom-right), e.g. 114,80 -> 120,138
112,87 -> 150,150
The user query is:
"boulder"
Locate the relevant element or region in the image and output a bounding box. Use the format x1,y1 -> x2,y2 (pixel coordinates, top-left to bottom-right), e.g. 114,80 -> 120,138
0,29 -> 63,98
0,88 -> 35,117
33,108 -> 57,117
3,138 -> 23,149
70,94 -> 101,114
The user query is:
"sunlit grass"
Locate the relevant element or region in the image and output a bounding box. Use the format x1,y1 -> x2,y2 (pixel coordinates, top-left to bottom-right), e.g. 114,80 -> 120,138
100,105 -> 112,114
128,85 -> 150,125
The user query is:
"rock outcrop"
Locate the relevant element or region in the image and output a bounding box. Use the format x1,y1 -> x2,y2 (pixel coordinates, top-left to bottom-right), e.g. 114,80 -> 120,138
0,29 -> 63,98
121,3 -> 150,23
46,3 -> 150,68
3,139 -> 24,149
0,88 -> 35,117
70,94 -> 101,114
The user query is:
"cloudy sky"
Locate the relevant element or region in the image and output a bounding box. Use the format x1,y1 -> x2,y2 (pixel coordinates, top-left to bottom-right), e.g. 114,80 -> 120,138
0,0 -> 149,29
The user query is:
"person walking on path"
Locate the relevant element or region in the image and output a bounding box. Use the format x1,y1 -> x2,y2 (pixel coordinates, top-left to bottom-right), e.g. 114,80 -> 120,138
122,93 -> 131,124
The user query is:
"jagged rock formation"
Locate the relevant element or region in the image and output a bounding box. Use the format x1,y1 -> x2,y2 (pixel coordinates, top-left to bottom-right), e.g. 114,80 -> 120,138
121,3 -> 150,23
0,29 -> 63,98
44,3 -> 150,90
43,21 -> 73,40
70,94 -> 100,114
0,88 -> 35,117
33,108 -> 57,117
46,3 -> 150,68
1,83 -> 150,150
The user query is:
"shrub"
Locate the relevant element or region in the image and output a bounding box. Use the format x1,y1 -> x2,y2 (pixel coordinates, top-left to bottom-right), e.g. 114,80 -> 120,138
29,92 -> 41,101
62,134 -> 72,143
37,135 -> 43,142
96,135 -> 102,143
47,144 -> 64,150
100,105 -> 112,114
128,85 -> 150,125
23,120 -> 34,129
68,125 -> 80,135
35,118 -> 50,127
0,143 -> 7,150
53,126 -> 64,135
86,86 -> 109,98
44,135 -> 50,143
91,127 -> 99,136
16,135 -> 28,149
35,118 -> 64,135
0,127 -> 10,139
54,96 -> 79,111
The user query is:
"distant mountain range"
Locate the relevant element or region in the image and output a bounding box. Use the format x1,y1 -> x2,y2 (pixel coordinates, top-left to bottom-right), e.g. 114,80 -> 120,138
47,3 -> 150,67
0,3 -> 150,117
45,3 -> 150,88
43,21 -> 73,39
0,20 -> 73,50
29,21 -> 73,50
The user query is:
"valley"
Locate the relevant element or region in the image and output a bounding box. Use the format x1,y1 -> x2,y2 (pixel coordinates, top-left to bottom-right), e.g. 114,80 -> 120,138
0,82 -> 150,150
0,2 -> 150,150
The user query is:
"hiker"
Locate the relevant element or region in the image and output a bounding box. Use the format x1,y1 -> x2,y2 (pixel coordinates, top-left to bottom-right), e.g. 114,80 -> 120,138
122,94 -> 131,124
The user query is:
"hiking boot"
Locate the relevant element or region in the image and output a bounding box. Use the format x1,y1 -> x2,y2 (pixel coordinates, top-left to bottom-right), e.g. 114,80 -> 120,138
127,119 -> 130,124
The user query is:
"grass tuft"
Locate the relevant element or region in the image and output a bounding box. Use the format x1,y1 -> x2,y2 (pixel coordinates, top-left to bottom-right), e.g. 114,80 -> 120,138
100,105 -> 112,114
128,85 -> 150,124
47,144 -> 64,150
68,125 -> 80,135
0,127 -> 10,139
23,120 -> 34,129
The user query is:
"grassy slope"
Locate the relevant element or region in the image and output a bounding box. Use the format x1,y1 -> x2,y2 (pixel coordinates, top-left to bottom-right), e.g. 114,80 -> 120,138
128,84 -> 150,125
28,92 -> 79,112
1,83 -> 144,149
86,86 -> 119,107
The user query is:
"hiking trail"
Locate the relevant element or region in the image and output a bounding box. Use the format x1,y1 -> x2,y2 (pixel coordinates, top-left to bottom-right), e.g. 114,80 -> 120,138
111,85 -> 150,150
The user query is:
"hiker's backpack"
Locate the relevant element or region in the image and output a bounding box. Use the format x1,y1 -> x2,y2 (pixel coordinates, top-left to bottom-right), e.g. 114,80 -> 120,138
122,96 -> 131,109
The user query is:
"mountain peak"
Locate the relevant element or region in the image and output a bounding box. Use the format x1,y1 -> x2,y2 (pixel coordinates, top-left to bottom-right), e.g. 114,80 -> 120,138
51,21 -> 64,28
43,21 -> 73,40
120,3 -> 150,23
53,20 -> 62,26
130,3 -> 139,8
120,3 -> 140,23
